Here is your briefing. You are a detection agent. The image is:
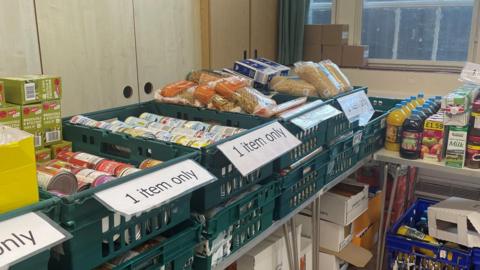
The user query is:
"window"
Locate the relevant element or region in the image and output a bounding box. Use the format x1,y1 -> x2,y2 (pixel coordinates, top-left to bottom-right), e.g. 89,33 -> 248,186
362,0 -> 476,64
308,0 -> 333,24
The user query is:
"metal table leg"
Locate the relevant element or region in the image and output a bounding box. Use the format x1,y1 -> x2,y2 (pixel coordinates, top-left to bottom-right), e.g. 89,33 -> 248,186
376,163 -> 388,270
283,224 -> 294,270
379,165 -> 401,270
290,219 -> 299,270
315,197 -> 322,270
311,200 -> 318,270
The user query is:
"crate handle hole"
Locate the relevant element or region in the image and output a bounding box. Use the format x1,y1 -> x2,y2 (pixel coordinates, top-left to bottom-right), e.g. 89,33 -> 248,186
101,143 -> 131,159
82,134 -> 87,143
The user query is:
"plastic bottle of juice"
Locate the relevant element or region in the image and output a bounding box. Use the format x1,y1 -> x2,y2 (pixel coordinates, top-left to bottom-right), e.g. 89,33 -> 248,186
400,110 -> 424,159
400,101 -> 411,116
424,100 -> 436,114
422,103 -> 434,117
416,106 -> 428,121
417,93 -> 426,105
405,98 -> 416,111
410,96 -> 421,108
434,96 -> 442,111
385,104 -> 408,151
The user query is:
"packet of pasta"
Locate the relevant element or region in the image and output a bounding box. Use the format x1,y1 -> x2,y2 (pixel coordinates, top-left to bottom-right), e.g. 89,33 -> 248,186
269,76 -> 317,97
321,60 -> 353,92
155,80 -> 202,106
294,62 -> 341,98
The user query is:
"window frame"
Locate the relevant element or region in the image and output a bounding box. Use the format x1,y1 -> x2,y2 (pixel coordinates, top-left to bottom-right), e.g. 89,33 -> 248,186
307,0 -> 337,24
356,0 -> 480,71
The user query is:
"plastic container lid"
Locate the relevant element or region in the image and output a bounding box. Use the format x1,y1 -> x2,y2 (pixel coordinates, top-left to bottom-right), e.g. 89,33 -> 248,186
468,135 -> 480,144
411,96 -> 417,100
395,104 -> 403,109
418,93 -> 425,98
401,101 -> 408,106
473,100 -> 480,111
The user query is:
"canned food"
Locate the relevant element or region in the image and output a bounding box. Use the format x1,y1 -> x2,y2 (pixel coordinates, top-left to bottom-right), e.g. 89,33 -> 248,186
132,127 -> 157,139
96,160 -> 132,176
122,128 -> 156,139
96,121 -> 113,130
48,190 -> 67,197
69,115 -> 90,125
139,159 -> 163,169
93,175 -> 116,186
124,116 -> 150,127
68,152 -> 105,169
183,121 -> 210,131
113,163 -> 135,176
139,112 -> 164,123
153,130 -> 174,142
118,167 -> 141,177
169,127 -> 199,137
209,125 -> 244,137
159,117 -> 187,128
75,169 -> 114,187
45,159 -> 82,172
189,138 -> 213,148
77,181 -> 91,192
171,135 -> 191,146
37,166 -> 78,195
55,151 -> 76,163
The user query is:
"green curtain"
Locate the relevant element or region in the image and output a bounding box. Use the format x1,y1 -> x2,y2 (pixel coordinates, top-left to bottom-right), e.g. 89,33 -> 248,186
278,0 -> 311,65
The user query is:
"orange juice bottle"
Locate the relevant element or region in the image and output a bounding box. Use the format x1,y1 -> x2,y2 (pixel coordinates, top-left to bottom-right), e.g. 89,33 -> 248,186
385,104 -> 408,151
417,92 -> 426,105
400,101 -> 411,116
410,96 -> 421,108
405,98 -> 416,111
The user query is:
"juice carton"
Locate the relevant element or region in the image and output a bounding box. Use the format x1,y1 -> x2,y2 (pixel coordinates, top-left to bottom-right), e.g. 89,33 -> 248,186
421,114 -> 445,162
0,81 -> 4,106
445,126 -> 468,168
21,103 -> 43,148
0,104 -> 21,129
42,100 -> 62,146
1,75 -> 62,104
442,85 -> 480,126
35,148 -> 51,164
50,140 -> 72,158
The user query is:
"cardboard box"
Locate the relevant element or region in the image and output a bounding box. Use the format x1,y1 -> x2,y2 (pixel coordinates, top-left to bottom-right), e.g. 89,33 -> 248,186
2,75 -> 61,104
42,100 -> 62,146
342,45 -> 369,67
319,252 -> 349,270
319,219 -> 352,252
0,81 -> 4,107
428,197 -> 480,248
445,126 -> 468,168
35,148 -> 51,164
320,183 -> 369,226
352,221 -> 379,250
422,114 -> 445,162
442,85 -> 479,126
21,103 -> 43,148
50,140 -> 72,158
233,59 -> 277,87
322,45 -> 343,65
303,25 -> 323,62
254,58 -> 290,76
352,191 -> 382,235
319,243 -> 373,268
322,24 -> 349,45
0,104 -> 21,129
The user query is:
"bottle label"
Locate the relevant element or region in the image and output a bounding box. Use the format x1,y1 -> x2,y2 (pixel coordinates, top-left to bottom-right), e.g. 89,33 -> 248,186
386,125 -> 402,143
401,131 -> 421,151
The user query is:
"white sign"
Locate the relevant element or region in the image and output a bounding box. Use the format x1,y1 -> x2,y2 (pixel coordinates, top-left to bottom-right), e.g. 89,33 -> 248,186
0,212 -> 70,269
217,122 -> 301,176
337,91 -> 374,126
290,104 -> 341,131
94,159 -> 216,217
460,62 -> 480,85
279,100 -> 324,120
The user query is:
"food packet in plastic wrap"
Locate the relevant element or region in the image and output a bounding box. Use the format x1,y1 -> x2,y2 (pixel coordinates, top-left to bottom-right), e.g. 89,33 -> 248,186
187,70 -> 229,84
214,77 -> 277,117
154,80 -> 202,106
294,61 -> 342,98
194,84 -> 241,112
269,76 -> 317,97
321,60 -> 353,92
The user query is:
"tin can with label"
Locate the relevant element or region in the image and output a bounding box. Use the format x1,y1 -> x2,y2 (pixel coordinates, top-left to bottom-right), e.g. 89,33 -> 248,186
209,125 -> 244,137
66,152 -> 105,169
170,127 -> 199,137
124,116 -> 150,127
69,115 -> 90,125
139,112 -> 164,123
93,175 -> 116,186
77,181 -> 91,192
139,159 -> 163,169
96,160 -> 132,176
146,121 -> 173,132
160,117 -> 187,128
183,121 -> 210,131
171,135 -> 192,146
96,121 -> 113,130
37,166 -> 78,195
122,127 -> 156,139
118,167 -> 141,177
46,159 -> 82,172
132,127 -> 157,139
189,138 -> 213,148
55,151 -> 76,163
75,169 -> 115,187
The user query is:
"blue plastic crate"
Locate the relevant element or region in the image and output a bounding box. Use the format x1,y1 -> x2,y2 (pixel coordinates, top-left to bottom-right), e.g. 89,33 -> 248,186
387,199 -> 473,269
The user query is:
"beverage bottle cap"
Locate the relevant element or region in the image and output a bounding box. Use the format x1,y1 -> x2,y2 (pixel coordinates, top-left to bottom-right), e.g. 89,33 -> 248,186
418,92 -> 425,98
395,104 -> 403,109
411,96 -> 417,100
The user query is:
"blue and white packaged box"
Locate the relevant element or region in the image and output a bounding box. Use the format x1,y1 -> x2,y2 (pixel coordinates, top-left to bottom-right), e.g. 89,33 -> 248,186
233,59 -> 277,85
254,58 -> 290,76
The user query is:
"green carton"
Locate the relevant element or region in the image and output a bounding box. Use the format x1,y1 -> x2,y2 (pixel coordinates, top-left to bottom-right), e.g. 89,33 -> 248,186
445,126 -> 468,168
1,75 -> 62,104
0,104 -> 21,129
21,103 -> 43,148
42,100 -> 62,146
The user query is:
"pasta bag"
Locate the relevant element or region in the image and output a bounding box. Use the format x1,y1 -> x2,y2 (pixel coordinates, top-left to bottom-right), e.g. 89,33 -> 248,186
155,80 -> 201,106
269,76 -> 317,97
321,60 -> 353,92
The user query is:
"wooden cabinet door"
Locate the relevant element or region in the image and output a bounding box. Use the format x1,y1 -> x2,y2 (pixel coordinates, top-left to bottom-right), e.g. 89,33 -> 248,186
35,0 -> 138,116
0,0 -> 41,75
250,0 -> 278,60
133,0 -> 201,102
207,0 -> 250,69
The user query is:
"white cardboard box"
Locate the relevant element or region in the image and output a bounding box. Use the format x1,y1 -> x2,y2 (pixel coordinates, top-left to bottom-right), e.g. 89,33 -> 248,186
319,252 -> 349,270
300,237 -> 312,270
320,183 -> 368,226
428,197 -> 480,248
319,219 -> 353,252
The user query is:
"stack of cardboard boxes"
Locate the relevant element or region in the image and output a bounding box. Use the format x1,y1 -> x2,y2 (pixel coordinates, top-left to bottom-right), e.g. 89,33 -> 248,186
0,75 -> 71,163
303,24 -> 369,67
295,182 -> 381,270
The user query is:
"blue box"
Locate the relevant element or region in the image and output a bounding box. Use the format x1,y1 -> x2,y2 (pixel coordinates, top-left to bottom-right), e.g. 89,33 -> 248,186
254,58 -> 290,76
233,59 -> 277,86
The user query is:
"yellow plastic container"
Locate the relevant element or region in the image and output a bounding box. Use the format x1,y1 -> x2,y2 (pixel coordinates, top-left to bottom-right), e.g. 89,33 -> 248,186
410,96 -> 421,108
397,225 -> 438,257
400,101 -> 411,116
385,104 -> 407,151
417,93 -> 426,105
0,126 -> 39,214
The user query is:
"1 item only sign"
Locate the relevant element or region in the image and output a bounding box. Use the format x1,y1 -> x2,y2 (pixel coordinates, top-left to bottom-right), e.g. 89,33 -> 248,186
94,159 -> 216,217
217,121 -> 301,176
0,212 -> 71,269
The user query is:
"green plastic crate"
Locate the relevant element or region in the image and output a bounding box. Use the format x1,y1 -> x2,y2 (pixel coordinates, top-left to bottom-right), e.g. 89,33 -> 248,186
48,152 -> 199,270
106,221 -> 200,270
193,181 -> 279,270
63,101 -> 274,211
274,149 -> 329,219
1,193 -> 60,270
359,128 -> 385,160
325,134 -> 360,184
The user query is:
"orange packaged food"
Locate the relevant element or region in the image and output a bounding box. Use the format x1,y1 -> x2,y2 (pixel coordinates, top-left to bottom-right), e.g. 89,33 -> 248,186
194,84 -> 239,112
194,85 -> 216,105
160,80 -> 195,97
155,80 -> 200,106
214,77 -> 247,100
